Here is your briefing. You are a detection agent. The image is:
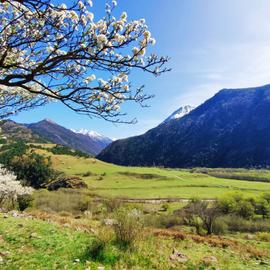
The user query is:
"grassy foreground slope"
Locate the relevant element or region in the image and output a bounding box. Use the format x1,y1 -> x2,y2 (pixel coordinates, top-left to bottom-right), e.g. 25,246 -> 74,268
45,150 -> 270,199
1,213 -> 269,270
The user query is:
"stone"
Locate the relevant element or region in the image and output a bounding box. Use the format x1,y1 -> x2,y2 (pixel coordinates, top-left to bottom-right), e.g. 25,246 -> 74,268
0,251 -> 10,257
97,267 -> 105,270
74,258 -> 80,263
169,248 -> 189,264
201,255 -> 218,266
103,219 -> 117,226
84,211 -> 92,218
245,234 -> 254,240
3,214 -> 8,219
12,211 -> 19,217
30,232 -> 41,239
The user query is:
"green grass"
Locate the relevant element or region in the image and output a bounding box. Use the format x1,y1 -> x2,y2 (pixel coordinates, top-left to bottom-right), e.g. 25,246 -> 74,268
47,153 -> 270,199
2,145 -> 270,270
0,214 -> 269,270
0,214 -> 95,270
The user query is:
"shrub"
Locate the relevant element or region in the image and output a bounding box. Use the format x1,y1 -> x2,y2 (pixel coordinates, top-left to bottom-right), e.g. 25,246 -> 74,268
182,200 -> 220,234
0,140 -> 28,165
0,141 -> 58,188
144,213 -> 183,228
224,215 -> 270,232
34,189 -> 92,214
236,200 -> 255,219
17,194 -> 33,211
98,227 -> 115,245
9,153 -> 57,188
217,193 -> 256,219
160,203 -> 169,212
87,238 -> 105,260
85,236 -> 119,266
255,199 -> 270,219
82,171 -> 93,177
263,193 -> 270,204
217,194 -> 239,215
113,207 -> 143,248
188,216 -> 205,235
212,217 -> 228,235
49,145 -> 89,158
256,232 -> 270,242
0,138 -> 7,144
103,198 -> 122,213
223,215 -> 250,232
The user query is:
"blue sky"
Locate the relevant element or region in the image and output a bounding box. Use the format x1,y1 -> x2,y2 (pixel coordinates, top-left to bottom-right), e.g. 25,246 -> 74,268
12,0 -> 270,139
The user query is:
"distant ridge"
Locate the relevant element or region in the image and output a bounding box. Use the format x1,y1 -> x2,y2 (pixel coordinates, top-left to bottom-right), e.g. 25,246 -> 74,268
0,120 -> 43,142
26,119 -> 111,155
98,84 -> 270,168
71,129 -> 112,151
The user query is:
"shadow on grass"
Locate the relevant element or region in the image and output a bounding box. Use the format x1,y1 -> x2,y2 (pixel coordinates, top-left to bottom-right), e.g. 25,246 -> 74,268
79,238 -> 120,266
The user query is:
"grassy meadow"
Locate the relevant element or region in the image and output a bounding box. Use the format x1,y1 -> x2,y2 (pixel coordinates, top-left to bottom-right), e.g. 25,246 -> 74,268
1,144 -> 270,269
42,148 -> 270,200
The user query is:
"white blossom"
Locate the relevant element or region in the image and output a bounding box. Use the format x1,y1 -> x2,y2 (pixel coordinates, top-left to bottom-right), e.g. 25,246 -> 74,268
122,85 -> 129,91
88,0 -> 93,7
0,166 -> 33,207
84,74 -> 96,84
0,0 -> 168,123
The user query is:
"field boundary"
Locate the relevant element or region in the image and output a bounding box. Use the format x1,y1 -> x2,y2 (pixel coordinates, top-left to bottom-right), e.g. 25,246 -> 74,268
93,197 -> 215,204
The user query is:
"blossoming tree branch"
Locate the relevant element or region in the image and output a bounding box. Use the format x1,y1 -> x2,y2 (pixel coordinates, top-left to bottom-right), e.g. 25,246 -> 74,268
0,0 -> 170,122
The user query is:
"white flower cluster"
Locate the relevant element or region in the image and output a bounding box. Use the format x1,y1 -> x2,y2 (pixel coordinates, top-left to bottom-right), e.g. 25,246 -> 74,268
0,166 -> 33,206
0,0 -> 165,120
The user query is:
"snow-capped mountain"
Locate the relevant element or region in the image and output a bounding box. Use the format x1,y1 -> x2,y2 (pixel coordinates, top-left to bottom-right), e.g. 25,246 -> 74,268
24,119 -> 113,156
71,129 -> 112,148
163,105 -> 195,123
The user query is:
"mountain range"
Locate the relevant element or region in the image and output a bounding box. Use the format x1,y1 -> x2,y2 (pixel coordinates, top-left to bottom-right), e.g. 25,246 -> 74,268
0,119 -> 112,156
98,84 -> 270,168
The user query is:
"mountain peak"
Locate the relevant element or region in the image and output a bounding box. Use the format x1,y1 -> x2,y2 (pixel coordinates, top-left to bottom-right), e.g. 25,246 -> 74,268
71,128 -> 112,144
42,118 -> 57,124
163,105 -> 195,123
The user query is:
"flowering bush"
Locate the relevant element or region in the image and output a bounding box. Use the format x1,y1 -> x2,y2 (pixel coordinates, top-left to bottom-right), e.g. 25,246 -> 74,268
0,0 -> 169,122
0,166 -> 33,210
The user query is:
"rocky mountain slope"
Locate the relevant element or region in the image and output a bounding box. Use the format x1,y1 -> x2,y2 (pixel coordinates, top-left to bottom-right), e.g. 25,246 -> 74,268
98,84 -> 270,168
0,120 -> 43,142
